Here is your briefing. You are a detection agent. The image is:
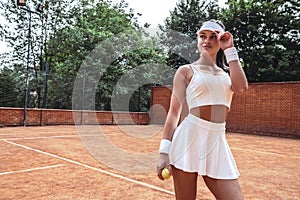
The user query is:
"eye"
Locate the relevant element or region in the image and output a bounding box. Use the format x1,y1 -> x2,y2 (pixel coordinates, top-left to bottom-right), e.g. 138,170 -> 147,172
199,35 -> 206,39
210,35 -> 217,39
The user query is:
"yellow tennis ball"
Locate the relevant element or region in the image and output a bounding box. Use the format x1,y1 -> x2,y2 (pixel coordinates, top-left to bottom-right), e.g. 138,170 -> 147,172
162,167 -> 171,180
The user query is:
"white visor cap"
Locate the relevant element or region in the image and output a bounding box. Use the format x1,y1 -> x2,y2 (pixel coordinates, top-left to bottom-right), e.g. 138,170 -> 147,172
197,21 -> 225,34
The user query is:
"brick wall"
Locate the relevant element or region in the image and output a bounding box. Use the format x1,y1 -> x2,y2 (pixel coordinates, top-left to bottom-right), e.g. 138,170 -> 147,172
2,82 -> 299,138
150,82 -> 300,138
0,108 -> 150,126
150,86 -> 172,124
0,108 -> 24,126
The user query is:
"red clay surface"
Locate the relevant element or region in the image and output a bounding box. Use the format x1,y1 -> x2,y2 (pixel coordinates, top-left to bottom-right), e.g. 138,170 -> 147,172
0,125 -> 299,200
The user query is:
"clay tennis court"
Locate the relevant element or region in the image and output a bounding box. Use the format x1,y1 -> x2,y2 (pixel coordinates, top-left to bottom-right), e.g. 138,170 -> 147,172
0,125 -> 299,199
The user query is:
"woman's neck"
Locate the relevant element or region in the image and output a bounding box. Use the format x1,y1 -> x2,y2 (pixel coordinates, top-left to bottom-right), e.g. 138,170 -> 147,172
193,53 -> 224,75
198,51 -> 217,67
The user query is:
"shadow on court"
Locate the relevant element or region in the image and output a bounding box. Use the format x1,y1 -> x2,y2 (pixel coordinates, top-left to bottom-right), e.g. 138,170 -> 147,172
0,125 -> 299,199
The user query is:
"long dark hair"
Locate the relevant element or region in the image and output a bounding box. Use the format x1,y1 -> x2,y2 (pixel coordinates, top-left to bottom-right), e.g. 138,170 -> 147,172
216,49 -> 229,73
205,19 -> 229,73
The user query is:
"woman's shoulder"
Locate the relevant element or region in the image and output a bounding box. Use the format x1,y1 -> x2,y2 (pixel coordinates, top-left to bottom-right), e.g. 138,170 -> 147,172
176,64 -> 193,76
175,64 -> 193,83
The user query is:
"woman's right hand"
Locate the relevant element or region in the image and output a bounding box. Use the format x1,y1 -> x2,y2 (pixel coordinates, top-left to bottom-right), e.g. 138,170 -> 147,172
157,153 -> 172,180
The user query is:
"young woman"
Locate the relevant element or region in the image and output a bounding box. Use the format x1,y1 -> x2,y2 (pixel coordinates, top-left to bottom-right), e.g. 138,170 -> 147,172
157,20 -> 248,200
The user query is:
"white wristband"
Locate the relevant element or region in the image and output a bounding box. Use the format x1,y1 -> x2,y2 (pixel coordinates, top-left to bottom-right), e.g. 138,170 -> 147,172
224,47 -> 239,63
159,139 -> 172,154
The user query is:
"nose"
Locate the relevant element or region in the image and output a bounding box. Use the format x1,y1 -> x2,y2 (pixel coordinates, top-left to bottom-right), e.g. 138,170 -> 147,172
200,38 -> 209,46
204,36 -> 211,43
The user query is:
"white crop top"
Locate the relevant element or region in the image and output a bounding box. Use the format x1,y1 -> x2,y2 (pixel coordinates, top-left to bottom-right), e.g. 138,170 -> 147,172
186,65 -> 234,110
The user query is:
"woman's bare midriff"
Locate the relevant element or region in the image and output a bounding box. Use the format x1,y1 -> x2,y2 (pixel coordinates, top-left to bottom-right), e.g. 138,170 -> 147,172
190,105 -> 228,123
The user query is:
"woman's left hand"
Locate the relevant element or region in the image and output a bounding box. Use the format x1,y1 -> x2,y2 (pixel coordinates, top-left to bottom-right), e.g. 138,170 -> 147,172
157,153 -> 172,180
218,31 -> 234,50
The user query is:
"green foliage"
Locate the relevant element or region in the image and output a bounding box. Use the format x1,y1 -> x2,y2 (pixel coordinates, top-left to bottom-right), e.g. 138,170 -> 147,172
109,46 -> 171,111
0,68 -> 23,107
160,0 -> 220,69
219,0 -> 300,82
1,0 -> 299,112
46,1 -> 134,110
0,0 -> 85,108
47,1 -> 169,111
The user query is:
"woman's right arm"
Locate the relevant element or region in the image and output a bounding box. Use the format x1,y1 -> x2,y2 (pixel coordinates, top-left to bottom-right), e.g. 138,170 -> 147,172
162,66 -> 189,141
157,66 -> 189,180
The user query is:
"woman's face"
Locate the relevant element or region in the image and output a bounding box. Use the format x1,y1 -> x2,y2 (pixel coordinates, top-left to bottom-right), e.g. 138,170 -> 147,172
197,30 -> 220,57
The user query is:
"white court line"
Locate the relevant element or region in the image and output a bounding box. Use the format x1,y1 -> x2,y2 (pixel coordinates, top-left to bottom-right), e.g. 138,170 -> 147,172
2,139 -> 175,196
231,147 -> 300,159
0,164 -> 65,176
2,134 -> 99,141
0,134 -> 13,136
3,135 -> 299,159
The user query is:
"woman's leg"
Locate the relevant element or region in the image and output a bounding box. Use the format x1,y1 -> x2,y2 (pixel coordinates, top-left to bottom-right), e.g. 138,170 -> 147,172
202,176 -> 244,200
171,165 -> 198,200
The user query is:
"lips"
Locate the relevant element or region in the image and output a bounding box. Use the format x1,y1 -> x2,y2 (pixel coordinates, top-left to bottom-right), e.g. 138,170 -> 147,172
203,45 -> 211,49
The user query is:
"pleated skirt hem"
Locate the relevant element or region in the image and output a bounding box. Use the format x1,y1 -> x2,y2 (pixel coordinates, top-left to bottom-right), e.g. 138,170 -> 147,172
169,114 -> 240,180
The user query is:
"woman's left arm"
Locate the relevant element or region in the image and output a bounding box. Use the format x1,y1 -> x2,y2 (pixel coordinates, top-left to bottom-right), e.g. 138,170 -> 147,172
228,58 -> 248,93
218,31 -> 248,93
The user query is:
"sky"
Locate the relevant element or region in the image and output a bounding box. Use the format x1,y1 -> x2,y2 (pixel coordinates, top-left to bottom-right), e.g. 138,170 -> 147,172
116,0 -> 227,27
0,0 -> 227,53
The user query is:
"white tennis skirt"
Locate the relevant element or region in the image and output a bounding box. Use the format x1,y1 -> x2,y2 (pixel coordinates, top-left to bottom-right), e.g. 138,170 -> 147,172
169,113 -> 240,179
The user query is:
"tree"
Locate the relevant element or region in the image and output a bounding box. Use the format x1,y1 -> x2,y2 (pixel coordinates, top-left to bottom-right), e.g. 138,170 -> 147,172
159,0 -> 220,70
46,0 -> 135,110
0,0 -> 82,108
0,68 -> 22,107
108,43 -> 171,112
47,0 -> 170,111
0,0 -> 170,112
219,0 -> 300,82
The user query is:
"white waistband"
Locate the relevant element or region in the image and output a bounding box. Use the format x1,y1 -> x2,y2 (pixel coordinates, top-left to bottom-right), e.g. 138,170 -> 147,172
185,113 -> 226,130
